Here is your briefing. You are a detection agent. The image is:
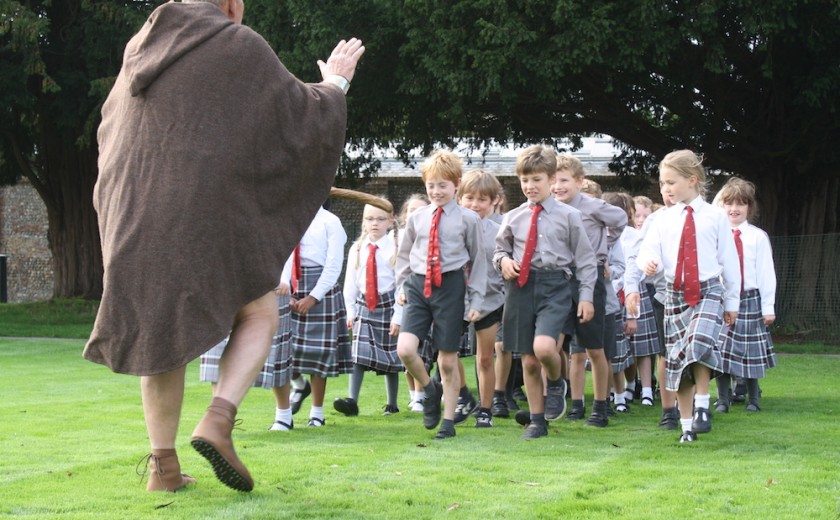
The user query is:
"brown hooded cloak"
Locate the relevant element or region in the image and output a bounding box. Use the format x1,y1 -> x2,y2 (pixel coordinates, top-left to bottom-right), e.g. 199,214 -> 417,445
84,2 -> 347,375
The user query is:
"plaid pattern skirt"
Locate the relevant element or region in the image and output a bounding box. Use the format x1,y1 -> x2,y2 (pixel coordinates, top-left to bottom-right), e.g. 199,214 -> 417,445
291,265 -> 352,378
199,295 -> 293,389
352,292 -> 403,374
611,313 -> 633,374
629,283 -> 661,358
663,278 -> 725,392
718,289 -> 777,379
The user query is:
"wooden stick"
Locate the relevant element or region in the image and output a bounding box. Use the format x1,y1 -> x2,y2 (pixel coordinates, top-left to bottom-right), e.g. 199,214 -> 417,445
329,187 -> 393,213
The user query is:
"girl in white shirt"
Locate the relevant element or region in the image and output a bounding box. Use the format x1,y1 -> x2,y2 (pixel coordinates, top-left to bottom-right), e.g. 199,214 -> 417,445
638,150 -> 741,443
712,177 -> 777,413
333,202 -> 404,417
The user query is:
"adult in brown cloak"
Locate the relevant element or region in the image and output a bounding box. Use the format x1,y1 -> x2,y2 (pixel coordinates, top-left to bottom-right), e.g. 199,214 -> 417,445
83,0 -> 364,493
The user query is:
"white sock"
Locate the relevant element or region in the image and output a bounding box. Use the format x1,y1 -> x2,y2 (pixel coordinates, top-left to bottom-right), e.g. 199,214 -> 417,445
614,393 -> 626,405
415,390 -> 426,401
275,407 -> 292,425
626,380 -> 637,392
409,390 -> 417,402
680,418 -> 693,433
642,387 -> 653,400
310,406 -> 324,421
291,376 -> 307,390
694,393 -> 710,410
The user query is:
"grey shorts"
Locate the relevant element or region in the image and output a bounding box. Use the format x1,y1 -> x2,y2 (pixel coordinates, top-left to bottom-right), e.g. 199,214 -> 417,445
503,270 -> 573,355
565,266 -> 607,351
401,271 -> 466,353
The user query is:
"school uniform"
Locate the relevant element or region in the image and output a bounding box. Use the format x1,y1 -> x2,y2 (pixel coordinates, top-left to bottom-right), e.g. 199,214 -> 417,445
637,196 -> 741,392
396,199 -> 487,352
622,212 -> 666,358
718,222 -> 777,379
606,237 -> 633,374
199,294 -> 293,388
563,192 -> 628,352
494,196 -> 597,354
281,208 -> 352,378
343,234 -> 404,374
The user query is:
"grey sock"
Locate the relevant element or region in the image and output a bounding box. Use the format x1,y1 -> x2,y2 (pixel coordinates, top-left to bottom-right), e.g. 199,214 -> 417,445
571,399 -> 584,410
385,372 -> 399,408
717,375 -> 731,403
746,378 -> 761,405
349,364 -> 365,402
530,412 -> 546,426
440,418 -> 455,432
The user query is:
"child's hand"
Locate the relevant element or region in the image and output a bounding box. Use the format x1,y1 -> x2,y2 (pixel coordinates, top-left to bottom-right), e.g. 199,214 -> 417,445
625,292 -> 640,316
396,291 -> 406,305
293,295 -> 318,315
578,301 -> 595,323
275,282 -> 291,296
346,318 -> 354,330
624,317 -> 637,336
763,314 -> 776,326
500,257 -> 520,280
389,323 -> 400,336
724,311 -> 738,327
467,309 -> 480,322
643,260 -> 658,277
604,265 -> 611,280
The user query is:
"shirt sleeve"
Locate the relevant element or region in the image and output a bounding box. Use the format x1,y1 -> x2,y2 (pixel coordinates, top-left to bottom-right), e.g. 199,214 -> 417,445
755,229 -> 777,315
464,212 -> 487,313
493,213 -> 514,271
570,211 -> 598,303
280,254 -> 293,286
717,215 -> 742,312
395,218 -> 416,292
343,244 -> 359,322
310,217 -> 347,302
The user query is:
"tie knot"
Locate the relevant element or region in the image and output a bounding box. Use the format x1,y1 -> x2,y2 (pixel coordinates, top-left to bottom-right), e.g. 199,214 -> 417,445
733,229 -> 741,237
530,203 -> 543,213
368,242 -> 377,252
685,205 -> 694,215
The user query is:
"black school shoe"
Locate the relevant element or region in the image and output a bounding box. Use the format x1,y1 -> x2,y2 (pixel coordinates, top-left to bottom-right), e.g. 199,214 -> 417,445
434,428 -> 456,440
491,396 -> 510,418
520,422 -> 548,439
659,407 -> 680,430
475,410 -> 494,428
333,398 -> 359,417
584,410 -> 609,428
544,381 -> 568,421
290,379 -> 311,415
692,407 -> 712,434
382,404 -> 400,416
422,381 -> 443,430
454,394 -> 478,424
514,410 -> 531,426
679,430 -> 698,443
566,404 -> 586,421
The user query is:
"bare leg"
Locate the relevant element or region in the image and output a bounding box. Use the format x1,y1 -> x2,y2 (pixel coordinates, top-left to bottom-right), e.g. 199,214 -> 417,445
310,375 -> 327,407
272,384 -> 291,409
141,365 -> 186,450
533,335 -> 562,381
569,352 -> 587,400
676,378 -> 695,421
587,348 -> 610,401
475,325 -> 497,409
522,354 -> 544,414
493,343 -> 511,393
398,332 -> 430,386
638,355 -> 653,389
216,292 -> 278,407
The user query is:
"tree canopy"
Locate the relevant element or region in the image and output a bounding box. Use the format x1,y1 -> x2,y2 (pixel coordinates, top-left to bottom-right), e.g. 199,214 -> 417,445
2,0 -> 839,297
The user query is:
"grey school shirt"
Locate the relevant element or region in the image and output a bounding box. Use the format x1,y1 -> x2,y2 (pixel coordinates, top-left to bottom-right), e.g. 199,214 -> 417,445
494,196 -> 598,302
471,216 -> 505,318
564,192 -> 628,265
396,198 -> 487,312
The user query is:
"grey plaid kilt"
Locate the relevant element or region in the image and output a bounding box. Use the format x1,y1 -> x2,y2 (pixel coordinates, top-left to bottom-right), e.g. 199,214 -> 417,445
199,295 -> 293,389
351,292 -> 404,374
291,265 -> 352,378
628,283 -> 661,358
611,313 -> 633,374
663,278 -> 725,392
717,289 -> 777,379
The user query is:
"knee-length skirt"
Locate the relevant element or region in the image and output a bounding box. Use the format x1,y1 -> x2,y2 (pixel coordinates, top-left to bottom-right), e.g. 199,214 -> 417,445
611,313 -> 634,374
352,292 -> 403,374
663,278 -> 725,392
629,283 -> 661,358
199,294 -> 293,388
717,289 -> 777,379
291,265 -> 352,378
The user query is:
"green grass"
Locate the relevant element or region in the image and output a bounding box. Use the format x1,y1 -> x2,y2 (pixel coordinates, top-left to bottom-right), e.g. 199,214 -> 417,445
0,298 -> 98,338
0,339 -> 838,519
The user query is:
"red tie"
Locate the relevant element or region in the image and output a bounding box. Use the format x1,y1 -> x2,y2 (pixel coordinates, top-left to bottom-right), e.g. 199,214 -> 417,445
733,229 -> 745,295
366,243 -> 379,311
517,203 -> 543,288
617,288 -> 626,306
675,205 -> 700,306
424,207 -> 443,298
291,243 -> 302,294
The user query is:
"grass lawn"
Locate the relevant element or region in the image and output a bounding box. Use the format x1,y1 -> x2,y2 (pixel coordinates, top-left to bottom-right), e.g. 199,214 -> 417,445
0,338 -> 838,519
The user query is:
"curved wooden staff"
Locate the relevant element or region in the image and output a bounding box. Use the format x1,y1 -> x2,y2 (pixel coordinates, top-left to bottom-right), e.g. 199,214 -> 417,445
330,187 -> 393,214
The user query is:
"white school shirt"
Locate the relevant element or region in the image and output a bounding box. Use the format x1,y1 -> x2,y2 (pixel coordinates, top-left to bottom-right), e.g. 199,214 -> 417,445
343,233 -> 403,325
732,222 -> 776,316
280,207 -> 347,302
636,196 -> 741,312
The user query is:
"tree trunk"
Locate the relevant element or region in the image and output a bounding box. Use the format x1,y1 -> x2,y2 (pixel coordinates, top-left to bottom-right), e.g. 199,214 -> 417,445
39,133 -> 103,300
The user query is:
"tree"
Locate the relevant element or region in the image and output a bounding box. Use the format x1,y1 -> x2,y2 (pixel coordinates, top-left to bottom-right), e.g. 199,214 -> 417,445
255,0 -> 840,236
1,1 -> 152,298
